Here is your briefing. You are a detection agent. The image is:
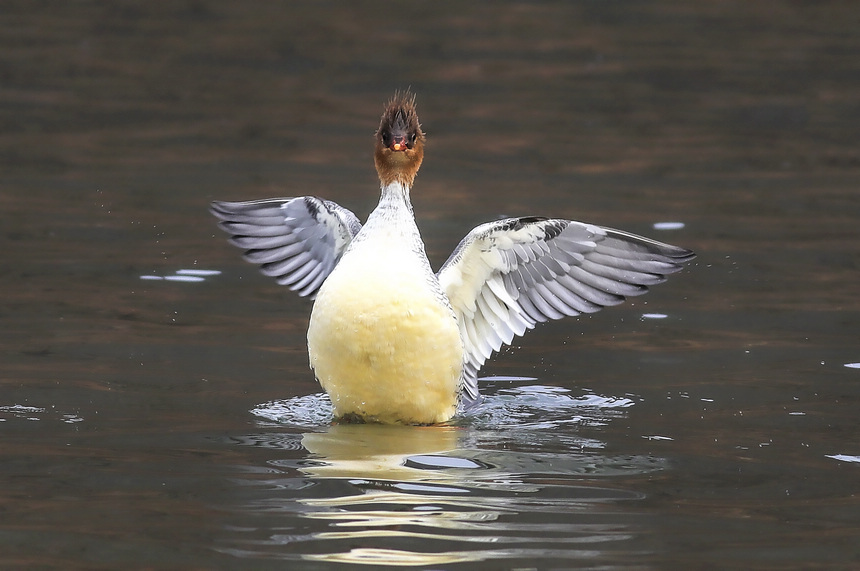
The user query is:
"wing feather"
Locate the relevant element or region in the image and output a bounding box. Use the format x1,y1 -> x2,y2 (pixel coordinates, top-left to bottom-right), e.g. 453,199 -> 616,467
210,197 -> 362,298
438,217 -> 695,398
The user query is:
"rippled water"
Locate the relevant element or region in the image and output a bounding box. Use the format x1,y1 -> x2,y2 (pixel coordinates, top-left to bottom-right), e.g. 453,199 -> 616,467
3,2 -> 860,569
222,383 -> 662,566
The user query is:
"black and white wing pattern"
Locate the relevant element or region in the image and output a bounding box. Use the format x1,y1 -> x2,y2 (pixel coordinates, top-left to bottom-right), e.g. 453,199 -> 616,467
437,217 -> 695,400
210,197 -> 362,298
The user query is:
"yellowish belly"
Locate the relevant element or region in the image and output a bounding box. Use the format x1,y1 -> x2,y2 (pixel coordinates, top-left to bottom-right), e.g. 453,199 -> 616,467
307,252 -> 464,424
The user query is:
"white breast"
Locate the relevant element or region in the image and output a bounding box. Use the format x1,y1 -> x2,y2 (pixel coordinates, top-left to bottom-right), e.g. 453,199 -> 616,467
307,201 -> 464,424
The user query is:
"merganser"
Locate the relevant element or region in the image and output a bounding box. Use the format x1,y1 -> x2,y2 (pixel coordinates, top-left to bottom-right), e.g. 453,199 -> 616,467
211,91 -> 695,424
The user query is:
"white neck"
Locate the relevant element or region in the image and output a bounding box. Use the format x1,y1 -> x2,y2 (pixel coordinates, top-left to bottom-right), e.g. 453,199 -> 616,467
366,181 -> 414,227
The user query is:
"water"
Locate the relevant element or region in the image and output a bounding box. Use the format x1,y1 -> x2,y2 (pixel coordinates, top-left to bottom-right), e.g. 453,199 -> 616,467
227,384 -> 656,566
3,2 -> 860,568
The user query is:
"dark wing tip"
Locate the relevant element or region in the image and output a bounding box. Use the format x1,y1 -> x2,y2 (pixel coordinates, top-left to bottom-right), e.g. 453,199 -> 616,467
209,200 -> 231,220
209,199 -> 267,221
670,246 -> 697,263
655,244 -> 697,273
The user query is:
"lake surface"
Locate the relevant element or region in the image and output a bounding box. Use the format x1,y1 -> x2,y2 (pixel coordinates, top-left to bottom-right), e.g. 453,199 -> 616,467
3,2 -> 860,568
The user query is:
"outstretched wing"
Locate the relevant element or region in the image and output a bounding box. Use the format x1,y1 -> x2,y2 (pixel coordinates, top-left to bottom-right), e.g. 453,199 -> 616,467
210,197 -> 362,298
438,217 -> 695,400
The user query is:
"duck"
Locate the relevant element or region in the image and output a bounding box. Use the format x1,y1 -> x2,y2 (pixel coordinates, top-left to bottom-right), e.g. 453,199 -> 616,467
210,91 -> 695,424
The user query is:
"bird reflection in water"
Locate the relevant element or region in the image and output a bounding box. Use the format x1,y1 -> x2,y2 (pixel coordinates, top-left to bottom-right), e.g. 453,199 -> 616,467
225,387 -> 663,566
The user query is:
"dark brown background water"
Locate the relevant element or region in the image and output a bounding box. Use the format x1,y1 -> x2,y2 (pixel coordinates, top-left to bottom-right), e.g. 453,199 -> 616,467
3,2 -> 860,569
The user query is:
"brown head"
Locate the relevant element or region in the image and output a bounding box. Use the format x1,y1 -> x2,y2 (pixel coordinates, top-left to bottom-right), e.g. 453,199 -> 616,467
373,91 -> 426,187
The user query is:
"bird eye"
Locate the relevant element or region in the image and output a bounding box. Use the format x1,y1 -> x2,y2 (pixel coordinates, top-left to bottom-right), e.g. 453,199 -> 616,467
409,133 -> 417,143
381,131 -> 391,146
